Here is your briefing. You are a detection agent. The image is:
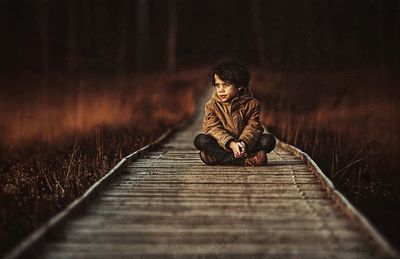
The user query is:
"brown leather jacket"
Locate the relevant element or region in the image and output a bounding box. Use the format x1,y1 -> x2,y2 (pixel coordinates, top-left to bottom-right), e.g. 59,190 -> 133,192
202,88 -> 264,151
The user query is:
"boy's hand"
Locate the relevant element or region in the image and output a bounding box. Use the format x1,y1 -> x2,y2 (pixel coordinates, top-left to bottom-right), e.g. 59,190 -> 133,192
229,141 -> 247,158
238,141 -> 247,154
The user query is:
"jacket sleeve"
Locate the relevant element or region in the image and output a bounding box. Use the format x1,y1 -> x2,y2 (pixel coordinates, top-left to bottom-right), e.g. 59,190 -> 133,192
239,100 -> 264,151
203,103 -> 235,150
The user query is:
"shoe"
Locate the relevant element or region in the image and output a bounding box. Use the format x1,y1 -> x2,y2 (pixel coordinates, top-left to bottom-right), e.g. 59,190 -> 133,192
199,151 -> 218,165
245,150 -> 267,166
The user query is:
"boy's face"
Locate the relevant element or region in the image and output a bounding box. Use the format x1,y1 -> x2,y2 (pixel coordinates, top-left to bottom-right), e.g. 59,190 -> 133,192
214,74 -> 240,102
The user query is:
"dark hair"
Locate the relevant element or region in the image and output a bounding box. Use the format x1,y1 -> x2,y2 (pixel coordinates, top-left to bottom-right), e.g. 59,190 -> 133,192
208,61 -> 250,88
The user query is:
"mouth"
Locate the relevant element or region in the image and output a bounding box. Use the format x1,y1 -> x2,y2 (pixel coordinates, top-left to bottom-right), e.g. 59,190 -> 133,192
219,95 -> 227,99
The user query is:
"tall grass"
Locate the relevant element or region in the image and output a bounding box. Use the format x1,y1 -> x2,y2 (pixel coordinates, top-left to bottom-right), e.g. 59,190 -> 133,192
0,69 -> 205,255
252,68 -> 400,198
252,67 -> 400,246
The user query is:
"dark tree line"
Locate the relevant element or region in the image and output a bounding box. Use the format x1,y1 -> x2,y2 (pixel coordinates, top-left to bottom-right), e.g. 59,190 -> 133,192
0,0 -> 399,75
0,0 -> 176,75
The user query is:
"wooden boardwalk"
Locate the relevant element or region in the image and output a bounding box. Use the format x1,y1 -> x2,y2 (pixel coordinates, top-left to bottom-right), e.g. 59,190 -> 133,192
8,93 -> 398,258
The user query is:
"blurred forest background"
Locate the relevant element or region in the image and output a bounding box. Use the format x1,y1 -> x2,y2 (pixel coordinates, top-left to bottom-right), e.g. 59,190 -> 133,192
1,0 -> 400,256
1,0 -> 399,74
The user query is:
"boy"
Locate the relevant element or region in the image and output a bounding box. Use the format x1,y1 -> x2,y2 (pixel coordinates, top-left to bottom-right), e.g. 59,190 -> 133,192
194,61 -> 276,166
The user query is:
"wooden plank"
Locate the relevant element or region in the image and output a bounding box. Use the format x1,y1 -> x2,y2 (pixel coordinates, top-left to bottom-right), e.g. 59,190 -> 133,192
105,185 -> 322,190
50,233 -> 366,246
100,193 -> 324,199
39,243 -> 377,256
33,251 -> 377,259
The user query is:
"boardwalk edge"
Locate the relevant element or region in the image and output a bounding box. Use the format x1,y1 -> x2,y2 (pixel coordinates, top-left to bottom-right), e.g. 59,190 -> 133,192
277,140 -> 399,258
4,128 -> 174,259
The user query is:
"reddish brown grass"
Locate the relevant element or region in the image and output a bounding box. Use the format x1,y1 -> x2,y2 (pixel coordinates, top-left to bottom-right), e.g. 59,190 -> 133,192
252,68 -> 400,199
251,67 -> 400,249
0,69 -> 206,255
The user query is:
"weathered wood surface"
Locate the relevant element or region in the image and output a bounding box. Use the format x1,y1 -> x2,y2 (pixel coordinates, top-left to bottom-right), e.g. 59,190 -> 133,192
19,95 -> 398,258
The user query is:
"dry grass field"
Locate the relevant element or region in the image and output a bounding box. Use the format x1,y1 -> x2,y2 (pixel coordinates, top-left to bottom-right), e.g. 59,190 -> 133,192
252,67 -> 400,247
0,69 -> 205,255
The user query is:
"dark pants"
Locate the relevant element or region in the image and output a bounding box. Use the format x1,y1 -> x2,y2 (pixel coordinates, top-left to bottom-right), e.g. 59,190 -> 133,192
193,133 -> 276,165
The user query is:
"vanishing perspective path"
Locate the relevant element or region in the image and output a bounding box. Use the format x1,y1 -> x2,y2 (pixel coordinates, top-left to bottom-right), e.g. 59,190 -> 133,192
7,91 -> 398,259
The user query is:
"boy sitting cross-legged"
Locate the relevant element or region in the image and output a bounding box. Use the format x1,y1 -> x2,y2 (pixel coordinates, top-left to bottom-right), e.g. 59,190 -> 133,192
194,60 -> 276,166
